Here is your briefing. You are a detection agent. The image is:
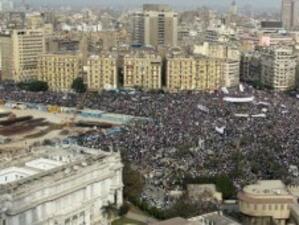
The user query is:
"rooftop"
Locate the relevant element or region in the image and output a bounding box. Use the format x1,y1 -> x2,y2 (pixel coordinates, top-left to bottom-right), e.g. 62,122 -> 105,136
0,144 -> 115,194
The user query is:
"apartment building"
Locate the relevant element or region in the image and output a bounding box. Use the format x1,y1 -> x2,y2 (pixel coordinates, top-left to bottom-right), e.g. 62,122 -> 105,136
12,29 -> 46,81
0,34 -> 13,80
37,53 -> 82,92
86,54 -> 118,91
131,4 -> 178,47
240,52 -> 262,84
166,53 -> 223,91
222,59 -> 240,88
123,51 -> 162,89
193,42 -> 241,61
261,47 -> 296,91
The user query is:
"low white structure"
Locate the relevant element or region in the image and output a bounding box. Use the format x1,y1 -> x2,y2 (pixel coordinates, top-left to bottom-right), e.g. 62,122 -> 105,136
0,145 -> 124,225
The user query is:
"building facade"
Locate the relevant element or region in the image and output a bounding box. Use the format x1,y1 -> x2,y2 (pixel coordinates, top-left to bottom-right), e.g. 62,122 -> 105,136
193,42 -> 241,61
0,145 -> 124,225
12,29 -> 46,81
166,54 -> 223,91
123,52 -> 162,89
222,59 -> 240,88
37,53 -> 82,92
131,4 -> 178,47
238,180 -> 295,225
281,0 -> 299,30
240,52 -> 262,84
261,47 -> 296,91
0,34 -> 13,80
86,54 -> 118,91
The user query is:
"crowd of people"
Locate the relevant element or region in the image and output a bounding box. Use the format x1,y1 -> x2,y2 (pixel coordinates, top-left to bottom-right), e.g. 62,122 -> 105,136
1,82 -> 299,208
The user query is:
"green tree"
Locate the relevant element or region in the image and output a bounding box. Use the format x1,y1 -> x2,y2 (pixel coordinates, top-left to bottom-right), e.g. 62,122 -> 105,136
102,202 -> 118,225
123,163 -> 144,201
71,77 -> 86,93
17,80 -> 48,92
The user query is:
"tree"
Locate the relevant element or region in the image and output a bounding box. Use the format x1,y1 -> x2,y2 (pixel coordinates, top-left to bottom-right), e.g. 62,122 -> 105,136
71,77 -> 86,93
102,202 -> 118,225
123,163 -> 144,201
17,80 -> 48,92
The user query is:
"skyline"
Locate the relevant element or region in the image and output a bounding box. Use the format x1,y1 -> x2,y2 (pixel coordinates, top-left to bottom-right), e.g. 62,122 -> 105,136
14,0 -> 281,9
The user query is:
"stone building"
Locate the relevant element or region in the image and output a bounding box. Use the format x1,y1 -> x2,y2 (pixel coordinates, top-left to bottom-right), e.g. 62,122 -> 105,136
238,180 -> 297,225
12,29 -> 46,81
261,47 -> 296,91
86,54 -> 118,91
123,51 -> 162,90
0,144 -> 123,225
131,4 -> 178,47
37,53 -> 82,92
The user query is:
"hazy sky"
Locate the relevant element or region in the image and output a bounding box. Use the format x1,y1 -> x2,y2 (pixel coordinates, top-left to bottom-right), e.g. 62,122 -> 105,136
21,0 -> 281,9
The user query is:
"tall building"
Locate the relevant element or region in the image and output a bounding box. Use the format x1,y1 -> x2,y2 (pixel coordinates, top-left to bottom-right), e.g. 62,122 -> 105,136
166,53 -> 223,91
0,34 -> 13,80
193,42 -> 241,88
281,0 -> 299,30
0,0 -> 13,12
131,4 -> 178,47
0,144 -> 123,225
86,54 -> 118,91
37,53 -> 82,92
123,51 -> 162,89
261,47 -> 296,91
222,59 -> 240,88
240,52 -> 262,84
12,29 -> 46,81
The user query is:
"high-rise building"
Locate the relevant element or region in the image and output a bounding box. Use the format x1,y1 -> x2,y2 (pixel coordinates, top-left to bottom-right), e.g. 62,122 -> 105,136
0,34 -> 13,80
37,53 -> 82,92
240,52 -> 262,84
261,47 -> 296,91
123,51 -> 162,89
12,29 -> 46,81
0,0 -> 13,12
281,0 -> 299,30
86,54 -> 118,91
131,4 -> 178,47
222,59 -> 240,87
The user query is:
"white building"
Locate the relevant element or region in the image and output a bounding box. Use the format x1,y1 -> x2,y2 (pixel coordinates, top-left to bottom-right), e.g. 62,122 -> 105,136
261,47 -> 296,91
0,145 -> 124,225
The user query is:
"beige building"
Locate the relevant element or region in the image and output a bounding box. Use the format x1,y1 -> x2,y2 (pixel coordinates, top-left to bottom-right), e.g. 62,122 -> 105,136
222,59 -> 240,88
261,47 -> 296,91
123,51 -> 162,89
193,42 -> 241,61
26,13 -> 44,29
38,53 -> 82,92
193,42 -> 240,88
86,54 -> 118,91
167,53 -> 225,91
12,29 -> 46,81
281,0 -> 299,30
0,34 -> 13,80
238,180 -> 295,225
132,4 -> 178,47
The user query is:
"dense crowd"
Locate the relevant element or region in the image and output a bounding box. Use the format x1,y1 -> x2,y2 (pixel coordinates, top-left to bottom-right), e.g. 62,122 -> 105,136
1,82 -> 299,208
